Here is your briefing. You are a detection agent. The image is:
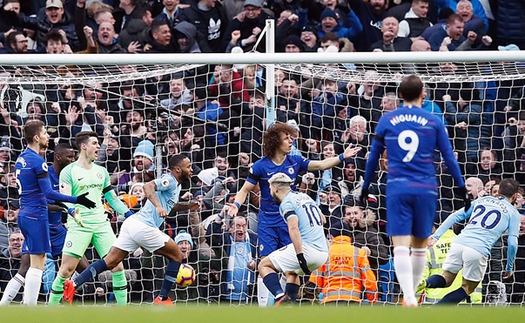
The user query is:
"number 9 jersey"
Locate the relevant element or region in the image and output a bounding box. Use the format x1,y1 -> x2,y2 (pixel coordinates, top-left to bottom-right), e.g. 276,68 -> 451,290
366,106 -> 464,196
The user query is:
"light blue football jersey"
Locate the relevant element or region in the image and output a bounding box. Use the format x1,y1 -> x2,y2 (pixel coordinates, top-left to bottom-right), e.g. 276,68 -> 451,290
132,173 -> 181,228
279,191 -> 328,252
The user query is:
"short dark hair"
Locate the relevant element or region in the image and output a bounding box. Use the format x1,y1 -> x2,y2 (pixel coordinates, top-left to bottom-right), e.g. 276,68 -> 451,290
320,32 -> 339,43
498,178 -> 520,199
168,154 -> 188,170
151,18 -> 169,34
75,131 -> 99,149
446,13 -> 463,26
398,75 -> 424,102
23,120 -> 45,144
7,31 -> 25,46
55,142 -> 73,154
43,29 -> 63,45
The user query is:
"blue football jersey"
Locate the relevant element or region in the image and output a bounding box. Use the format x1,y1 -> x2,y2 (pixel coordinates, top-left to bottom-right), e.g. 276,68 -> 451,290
15,148 -> 50,213
47,165 -> 63,229
247,155 -> 310,226
132,173 -> 181,228
280,191 -> 328,252
363,106 -> 464,195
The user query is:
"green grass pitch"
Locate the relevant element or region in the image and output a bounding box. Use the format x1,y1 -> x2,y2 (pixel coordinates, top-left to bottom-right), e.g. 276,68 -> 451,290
0,305 -> 523,323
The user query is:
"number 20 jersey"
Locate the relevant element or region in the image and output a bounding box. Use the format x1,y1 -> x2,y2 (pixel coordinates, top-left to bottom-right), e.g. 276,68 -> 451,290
279,191 -> 328,253
373,106 -> 462,196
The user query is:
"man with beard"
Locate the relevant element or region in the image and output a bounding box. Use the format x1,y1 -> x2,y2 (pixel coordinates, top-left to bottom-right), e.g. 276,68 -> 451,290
48,131 -> 134,306
15,122 -> 96,306
347,0 -> 388,51
61,155 -> 200,306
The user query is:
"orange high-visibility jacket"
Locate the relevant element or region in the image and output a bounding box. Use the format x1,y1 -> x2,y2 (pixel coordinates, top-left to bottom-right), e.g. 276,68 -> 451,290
309,235 -> 377,304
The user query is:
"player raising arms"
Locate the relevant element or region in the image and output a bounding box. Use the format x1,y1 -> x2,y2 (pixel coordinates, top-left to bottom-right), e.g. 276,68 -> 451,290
424,178 -> 521,305
228,123 -> 360,306
14,121 -> 96,306
360,75 -> 469,307
1,143 -> 90,306
61,154 -> 199,306
259,173 -> 328,305
48,131 -> 134,306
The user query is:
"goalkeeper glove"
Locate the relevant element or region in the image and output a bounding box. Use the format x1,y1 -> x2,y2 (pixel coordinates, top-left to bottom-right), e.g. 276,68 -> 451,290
359,187 -> 370,207
457,186 -> 471,211
297,253 -> 311,275
68,207 -> 84,227
124,210 -> 134,218
76,192 -> 96,209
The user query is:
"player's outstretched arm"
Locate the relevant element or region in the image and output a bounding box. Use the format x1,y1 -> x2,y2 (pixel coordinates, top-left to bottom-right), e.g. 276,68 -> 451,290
103,187 -> 133,218
38,175 -> 89,205
432,207 -> 471,240
227,180 -> 255,217
308,144 -> 361,171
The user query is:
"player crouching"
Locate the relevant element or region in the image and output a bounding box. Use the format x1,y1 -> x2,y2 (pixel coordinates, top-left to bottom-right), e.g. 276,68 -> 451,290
258,173 -> 329,306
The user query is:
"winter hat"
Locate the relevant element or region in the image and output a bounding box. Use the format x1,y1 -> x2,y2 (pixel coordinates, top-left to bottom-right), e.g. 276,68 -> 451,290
197,167 -> 219,186
175,230 -> 194,248
133,140 -> 154,161
320,8 -> 337,21
283,35 -> 304,51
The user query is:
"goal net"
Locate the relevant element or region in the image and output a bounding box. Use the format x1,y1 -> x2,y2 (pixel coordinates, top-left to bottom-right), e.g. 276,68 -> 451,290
0,51 -> 524,306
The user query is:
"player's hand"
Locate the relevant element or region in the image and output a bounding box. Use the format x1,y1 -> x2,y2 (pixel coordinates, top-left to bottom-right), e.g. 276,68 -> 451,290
76,192 -> 96,209
227,202 -> 240,217
343,143 -> 362,159
68,207 -> 84,227
457,186 -> 471,210
427,237 -> 437,247
188,201 -> 200,211
503,271 -> 513,280
124,210 -> 134,218
359,187 -> 370,207
297,253 -> 311,275
156,206 -> 168,218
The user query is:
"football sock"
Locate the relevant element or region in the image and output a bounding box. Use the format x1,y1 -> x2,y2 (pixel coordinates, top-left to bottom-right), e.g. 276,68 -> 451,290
74,259 -> 108,289
437,287 -> 468,304
411,248 -> 427,291
0,273 -> 25,305
48,274 -> 68,306
23,268 -> 43,306
394,246 -> 417,306
111,270 -> 128,306
158,260 -> 180,300
426,275 -> 447,288
286,283 -> 300,302
257,275 -> 270,307
262,273 -> 284,299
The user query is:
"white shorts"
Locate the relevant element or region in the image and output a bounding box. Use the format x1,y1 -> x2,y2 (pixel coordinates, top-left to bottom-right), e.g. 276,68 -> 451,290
443,243 -> 487,282
268,243 -> 328,275
113,217 -> 170,253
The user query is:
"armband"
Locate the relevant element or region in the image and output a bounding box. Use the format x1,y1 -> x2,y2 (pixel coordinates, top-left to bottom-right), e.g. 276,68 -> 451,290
233,201 -> 241,210
338,153 -> 344,162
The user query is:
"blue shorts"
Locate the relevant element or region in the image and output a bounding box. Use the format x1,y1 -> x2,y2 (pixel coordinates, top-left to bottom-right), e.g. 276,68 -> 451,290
386,194 -> 436,239
258,224 -> 291,257
18,210 -> 51,255
49,224 -> 67,258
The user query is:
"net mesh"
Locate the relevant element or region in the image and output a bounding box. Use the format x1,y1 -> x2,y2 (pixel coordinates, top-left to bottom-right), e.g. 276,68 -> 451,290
0,57 -> 524,306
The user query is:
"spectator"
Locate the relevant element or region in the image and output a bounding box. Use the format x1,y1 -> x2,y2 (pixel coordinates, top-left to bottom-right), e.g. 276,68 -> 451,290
0,31 -> 32,54
318,184 -> 344,230
144,18 -> 175,53
466,148 -> 503,184
160,76 -> 192,110
300,24 -> 319,51
276,77 -> 301,123
397,0 -> 432,39
117,6 -> 152,49
43,28 -> 72,54
428,14 -> 490,51
0,230 -> 24,300
316,8 -> 362,42
222,0 -> 270,53
0,199 -> 20,248
93,22 -> 128,53
208,64 -> 250,108
281,34 -> 304,52
339,115 -> 370,172
371,16 -> 412,52
502,112 -> 525,179
179,0 -> 229,53
309,223 -> 378,304
347,0 -> 388,51
433,0 -> 488,30
342,201 -> 389,276
115,0 -> 145,33
206,214 -> 258,304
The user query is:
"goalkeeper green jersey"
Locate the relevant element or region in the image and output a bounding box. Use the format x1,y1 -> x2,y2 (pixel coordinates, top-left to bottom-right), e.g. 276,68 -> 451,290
59,162 -> 109,225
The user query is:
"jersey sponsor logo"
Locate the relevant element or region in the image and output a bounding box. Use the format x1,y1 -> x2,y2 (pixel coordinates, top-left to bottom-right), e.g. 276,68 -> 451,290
42,162 -> 48,172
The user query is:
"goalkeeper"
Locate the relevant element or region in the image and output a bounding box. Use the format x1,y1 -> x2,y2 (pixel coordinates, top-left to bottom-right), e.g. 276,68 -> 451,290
48,131 -> 134,306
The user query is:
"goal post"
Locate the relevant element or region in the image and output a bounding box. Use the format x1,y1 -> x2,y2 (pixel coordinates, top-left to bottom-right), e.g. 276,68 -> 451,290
0,51 -> 524,306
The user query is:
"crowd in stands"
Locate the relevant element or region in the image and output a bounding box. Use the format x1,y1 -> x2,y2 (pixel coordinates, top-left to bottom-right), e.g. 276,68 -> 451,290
1,0 -> 525,305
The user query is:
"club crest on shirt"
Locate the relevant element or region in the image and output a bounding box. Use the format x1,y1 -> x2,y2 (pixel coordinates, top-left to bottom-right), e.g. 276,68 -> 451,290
97,172 -> 102,179
288,167 -> 294,175
65,240 -> 73,248
42,162 -> 48,172
237,247 -> 244,254
161,179 -> 169,187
